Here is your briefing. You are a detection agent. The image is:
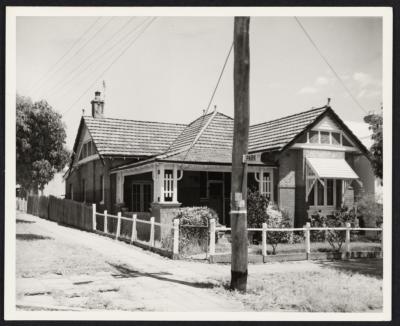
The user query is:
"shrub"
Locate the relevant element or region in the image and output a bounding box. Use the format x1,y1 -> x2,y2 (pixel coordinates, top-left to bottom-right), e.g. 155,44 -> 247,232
161,206 -> 218,256
310,208 -> 359,252
247,189 -> 269,228
356,194 -> 383,228
309,211 -> 326,242
247,188 -> 292,252
266,209 -> 291,254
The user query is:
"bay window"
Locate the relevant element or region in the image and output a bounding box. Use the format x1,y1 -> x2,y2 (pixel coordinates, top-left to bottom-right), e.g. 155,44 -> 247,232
308,178 -> 337,208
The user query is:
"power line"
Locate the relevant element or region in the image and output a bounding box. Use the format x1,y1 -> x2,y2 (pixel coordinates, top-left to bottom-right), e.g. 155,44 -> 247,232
204,41 -> 234,115
62,17 -> 157,116
47,17 -> 141,97
181,40 -> 234,164
31,17 -> 115,95
26,17 -> 101,93
294,17 -> 368,115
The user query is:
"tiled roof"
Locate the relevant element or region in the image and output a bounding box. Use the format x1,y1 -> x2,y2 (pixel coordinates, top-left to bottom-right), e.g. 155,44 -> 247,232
161,111 -> 234,163
82,106 -> 331,164
248,107 -> 327,152
83,116 -> 186,157
162,107 -> 328,163
166,112 -> 215,153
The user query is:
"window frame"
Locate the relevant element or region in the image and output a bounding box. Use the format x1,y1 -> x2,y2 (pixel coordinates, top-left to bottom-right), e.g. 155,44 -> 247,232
78,140 -> 96,162
131,181 -> 153,212
99,175 -> 104,204
308,178 -> 337,209
305,130 -> 356,148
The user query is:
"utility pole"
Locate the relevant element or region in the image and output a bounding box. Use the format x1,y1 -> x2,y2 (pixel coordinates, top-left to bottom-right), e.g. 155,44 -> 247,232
230,16 -> 250,292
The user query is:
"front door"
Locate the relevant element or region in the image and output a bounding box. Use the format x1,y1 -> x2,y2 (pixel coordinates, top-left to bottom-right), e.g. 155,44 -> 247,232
208,181 -> 224,224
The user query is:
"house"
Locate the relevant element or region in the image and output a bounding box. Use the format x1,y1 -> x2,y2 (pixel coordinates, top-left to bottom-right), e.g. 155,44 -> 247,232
65,91 -> 375,228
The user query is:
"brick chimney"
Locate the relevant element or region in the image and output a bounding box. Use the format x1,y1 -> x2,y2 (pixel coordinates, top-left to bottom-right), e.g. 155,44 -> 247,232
91,91 -> 104,118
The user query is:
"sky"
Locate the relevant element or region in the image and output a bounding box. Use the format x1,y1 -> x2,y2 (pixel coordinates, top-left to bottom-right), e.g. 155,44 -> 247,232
16,16 -> 383,150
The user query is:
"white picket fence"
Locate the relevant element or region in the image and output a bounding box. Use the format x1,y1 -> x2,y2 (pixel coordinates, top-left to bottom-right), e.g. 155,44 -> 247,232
16,198 -> 27,212
210,221 -> 383,257
91,204 -> 180,256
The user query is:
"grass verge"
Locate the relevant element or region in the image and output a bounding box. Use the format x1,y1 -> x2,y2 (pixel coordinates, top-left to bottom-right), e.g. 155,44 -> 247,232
217,268 -> 382,312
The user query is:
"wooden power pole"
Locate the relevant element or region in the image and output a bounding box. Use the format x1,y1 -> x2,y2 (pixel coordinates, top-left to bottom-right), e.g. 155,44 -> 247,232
230,16 -> 250,292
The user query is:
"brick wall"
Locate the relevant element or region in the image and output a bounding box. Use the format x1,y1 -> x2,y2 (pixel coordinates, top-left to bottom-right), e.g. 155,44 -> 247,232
294,150 -> 306,227
278,150 -> 297,224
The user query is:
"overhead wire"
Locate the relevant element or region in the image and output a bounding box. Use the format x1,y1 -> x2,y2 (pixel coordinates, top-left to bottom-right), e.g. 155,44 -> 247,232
31,17 -> 115,95
26,17 -> 102,93
62,17 -> 157,116
180,40 -> 234,164
294,17 -> 368,115
47,17 -> 144,97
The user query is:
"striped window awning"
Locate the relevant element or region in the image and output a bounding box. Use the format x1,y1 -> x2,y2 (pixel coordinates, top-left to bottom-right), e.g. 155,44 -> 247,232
305,157 -> 359,180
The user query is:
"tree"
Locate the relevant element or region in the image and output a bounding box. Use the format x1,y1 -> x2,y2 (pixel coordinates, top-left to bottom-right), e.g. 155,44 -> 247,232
364,109 -> 382,182
16,95 -> 70,195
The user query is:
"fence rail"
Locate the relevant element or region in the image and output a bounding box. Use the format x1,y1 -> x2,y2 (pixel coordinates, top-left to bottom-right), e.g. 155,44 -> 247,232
21,196 -> 179,258
18,196 -> 383,262
211,221 -> 382,258
94,208 -> 169,250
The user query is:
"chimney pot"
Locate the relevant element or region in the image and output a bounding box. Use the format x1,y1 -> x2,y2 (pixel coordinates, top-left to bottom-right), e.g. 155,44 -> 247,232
91,91 -> 104,118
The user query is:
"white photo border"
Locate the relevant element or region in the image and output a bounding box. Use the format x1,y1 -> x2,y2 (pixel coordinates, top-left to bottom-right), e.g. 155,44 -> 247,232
4,6 -> 393,321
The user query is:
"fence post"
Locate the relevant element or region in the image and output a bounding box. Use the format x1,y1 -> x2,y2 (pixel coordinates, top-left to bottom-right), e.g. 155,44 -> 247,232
209,218 -> 216,257
104,210 -> 108,233
345,222 -> 351,257
150,216 -> 155,247
131,214 -> 137,243
92,204 -> 96,231
173,218 -> 180,257
262,223 -> 267,259
116,212 -> 121,240
305,222 -> 311,259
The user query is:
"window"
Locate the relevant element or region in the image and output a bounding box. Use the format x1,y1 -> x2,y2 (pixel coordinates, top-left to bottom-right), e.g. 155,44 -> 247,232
306,130 -> 348,147
343,136 -> 352,147
327,179 -> 334,205
331,132 -> 341,145
320,131 -> 330,144
78,141 -> 95,161
100,175 -> 104,203
309,131 -> 319,143
69,184 -> 74,200
317,180 -> 324,205
131,182 -> 152,212
308,186 -> 315,206
255,171 -> 274,201
308,178 -> 337,207
81,179 -> 86,202
164,170 -> 173,201
261,172 -> 273,200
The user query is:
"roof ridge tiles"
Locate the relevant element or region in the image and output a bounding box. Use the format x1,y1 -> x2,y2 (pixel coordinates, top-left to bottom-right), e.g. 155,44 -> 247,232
250,106 -> 328,128
83,116 -> 187,126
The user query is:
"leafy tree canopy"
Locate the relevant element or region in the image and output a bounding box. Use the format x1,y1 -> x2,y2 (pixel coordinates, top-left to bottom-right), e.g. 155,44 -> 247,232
364,109 -> 383,182
16,94 -> 70,194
